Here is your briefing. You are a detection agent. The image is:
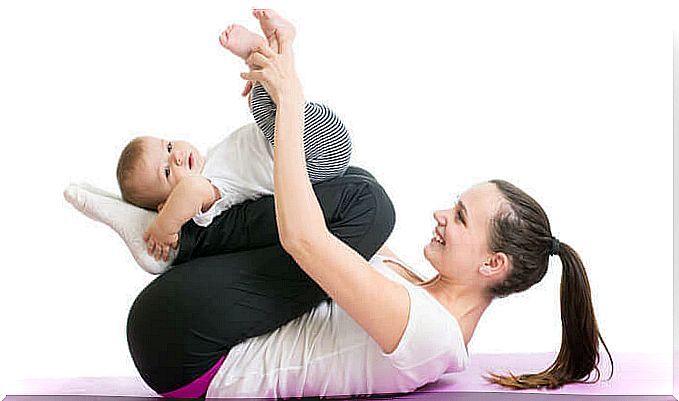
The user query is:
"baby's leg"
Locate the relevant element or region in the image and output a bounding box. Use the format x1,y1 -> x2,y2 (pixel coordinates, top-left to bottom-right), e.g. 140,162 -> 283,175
250,83 -> 352,182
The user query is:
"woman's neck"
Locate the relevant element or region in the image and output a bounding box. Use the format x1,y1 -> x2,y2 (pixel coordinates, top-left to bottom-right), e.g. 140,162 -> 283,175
426,278 -> 491,350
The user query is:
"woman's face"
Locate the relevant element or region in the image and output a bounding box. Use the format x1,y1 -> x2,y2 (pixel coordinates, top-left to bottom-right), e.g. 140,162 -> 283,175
424,181 -> 507,281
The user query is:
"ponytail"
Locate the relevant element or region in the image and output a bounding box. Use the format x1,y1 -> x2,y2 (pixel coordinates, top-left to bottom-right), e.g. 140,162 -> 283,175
483,179 -> 614,389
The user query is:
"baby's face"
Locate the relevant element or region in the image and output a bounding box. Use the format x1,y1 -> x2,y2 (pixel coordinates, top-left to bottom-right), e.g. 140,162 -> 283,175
135,136 -> 206,207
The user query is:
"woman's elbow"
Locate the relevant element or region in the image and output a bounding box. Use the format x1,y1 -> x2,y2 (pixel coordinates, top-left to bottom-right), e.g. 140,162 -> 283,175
279,228 -> 327,256
280,235 -> 306,255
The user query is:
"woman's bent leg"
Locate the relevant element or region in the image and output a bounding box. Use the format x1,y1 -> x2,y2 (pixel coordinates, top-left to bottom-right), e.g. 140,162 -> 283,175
128,246 -> 326,395
127,171 -> 395,394
173,166 -> 387,264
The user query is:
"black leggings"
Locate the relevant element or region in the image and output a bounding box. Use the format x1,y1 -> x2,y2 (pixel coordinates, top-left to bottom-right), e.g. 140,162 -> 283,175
126,167 -> 396,395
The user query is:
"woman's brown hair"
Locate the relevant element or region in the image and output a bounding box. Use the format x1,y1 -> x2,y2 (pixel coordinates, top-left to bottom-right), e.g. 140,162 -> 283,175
479,179 -> 614,389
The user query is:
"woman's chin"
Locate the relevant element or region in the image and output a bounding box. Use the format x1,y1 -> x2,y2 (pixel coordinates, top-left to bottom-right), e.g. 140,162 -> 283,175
423,242 -> 434,262
424,240 -> 444,267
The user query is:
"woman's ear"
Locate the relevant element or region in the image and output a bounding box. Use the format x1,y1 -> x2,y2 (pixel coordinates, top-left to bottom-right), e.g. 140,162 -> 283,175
157,202 -> 165,212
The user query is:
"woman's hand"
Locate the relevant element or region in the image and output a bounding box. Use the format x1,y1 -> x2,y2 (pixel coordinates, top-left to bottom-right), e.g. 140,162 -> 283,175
240,32 -> 303,107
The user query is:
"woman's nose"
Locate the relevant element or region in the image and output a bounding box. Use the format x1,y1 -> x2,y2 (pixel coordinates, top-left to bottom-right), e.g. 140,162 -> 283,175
433,210 -> 446,225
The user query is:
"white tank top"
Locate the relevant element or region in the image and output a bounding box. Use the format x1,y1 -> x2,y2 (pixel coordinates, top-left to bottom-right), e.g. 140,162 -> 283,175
206,254 -> 470,399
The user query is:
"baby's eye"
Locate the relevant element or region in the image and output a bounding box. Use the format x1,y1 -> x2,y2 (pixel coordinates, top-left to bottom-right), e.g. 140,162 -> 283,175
167,142 -> 173,153
457,210 -> 465,224
164,167 -> 171,178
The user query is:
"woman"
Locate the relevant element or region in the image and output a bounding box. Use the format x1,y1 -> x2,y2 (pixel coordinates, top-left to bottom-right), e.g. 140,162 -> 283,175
127,17 -> 613,398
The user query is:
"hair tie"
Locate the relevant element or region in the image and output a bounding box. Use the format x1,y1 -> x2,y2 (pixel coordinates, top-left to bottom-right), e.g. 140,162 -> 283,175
549,236 -> 560,256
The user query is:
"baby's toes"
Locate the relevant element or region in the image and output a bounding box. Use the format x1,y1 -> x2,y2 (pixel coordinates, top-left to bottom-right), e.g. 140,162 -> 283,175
219,25 -> 236,48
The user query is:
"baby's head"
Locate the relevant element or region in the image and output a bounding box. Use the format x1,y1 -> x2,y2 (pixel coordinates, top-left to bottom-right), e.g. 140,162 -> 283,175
116,136 -> 205,210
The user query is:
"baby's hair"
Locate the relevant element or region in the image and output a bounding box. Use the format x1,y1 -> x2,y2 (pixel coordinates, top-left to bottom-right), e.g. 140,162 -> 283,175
116,137 -> 156,210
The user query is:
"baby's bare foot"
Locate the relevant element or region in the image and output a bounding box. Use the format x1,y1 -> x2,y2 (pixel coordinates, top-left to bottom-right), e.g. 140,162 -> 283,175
219,24 -> 267,60
252,9 -> 296,47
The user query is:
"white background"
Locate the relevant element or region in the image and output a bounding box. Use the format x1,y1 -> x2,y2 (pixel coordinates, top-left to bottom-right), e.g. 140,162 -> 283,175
0,0 -> 676,396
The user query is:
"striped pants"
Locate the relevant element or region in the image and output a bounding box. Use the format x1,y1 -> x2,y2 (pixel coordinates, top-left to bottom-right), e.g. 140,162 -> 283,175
250,82 -> 352,182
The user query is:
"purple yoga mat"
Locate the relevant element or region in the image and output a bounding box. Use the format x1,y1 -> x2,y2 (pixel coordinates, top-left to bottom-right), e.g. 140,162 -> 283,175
5,352 -> 676,400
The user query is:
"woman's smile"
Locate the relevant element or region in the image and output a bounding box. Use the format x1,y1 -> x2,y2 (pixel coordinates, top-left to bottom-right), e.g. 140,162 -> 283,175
431,227 -> 446,245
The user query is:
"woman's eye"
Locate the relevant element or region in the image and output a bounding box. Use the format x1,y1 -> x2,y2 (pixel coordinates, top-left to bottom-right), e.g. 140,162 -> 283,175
167,142 -> 173,152
164,167 -> 171,178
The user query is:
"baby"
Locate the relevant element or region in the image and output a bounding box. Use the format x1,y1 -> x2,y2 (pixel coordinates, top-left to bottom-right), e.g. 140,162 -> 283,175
116,9 -> 352,264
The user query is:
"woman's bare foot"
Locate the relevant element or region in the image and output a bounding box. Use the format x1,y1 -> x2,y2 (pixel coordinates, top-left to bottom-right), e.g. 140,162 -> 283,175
252,9 -> 296,47
219,24 -> 267,60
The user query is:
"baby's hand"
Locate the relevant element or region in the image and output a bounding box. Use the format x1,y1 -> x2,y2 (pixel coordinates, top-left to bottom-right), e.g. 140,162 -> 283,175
242,80 -> 253,97
143,220 -> 179,262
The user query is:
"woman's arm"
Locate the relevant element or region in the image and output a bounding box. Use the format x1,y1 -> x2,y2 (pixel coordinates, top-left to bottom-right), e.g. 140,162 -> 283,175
241,39 -> 409,354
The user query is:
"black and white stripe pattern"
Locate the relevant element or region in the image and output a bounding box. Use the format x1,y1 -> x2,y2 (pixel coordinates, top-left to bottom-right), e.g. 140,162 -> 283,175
250,83 -> 352,183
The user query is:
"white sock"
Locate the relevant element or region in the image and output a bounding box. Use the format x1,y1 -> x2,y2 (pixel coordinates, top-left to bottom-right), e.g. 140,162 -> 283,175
63,183 -> 177,274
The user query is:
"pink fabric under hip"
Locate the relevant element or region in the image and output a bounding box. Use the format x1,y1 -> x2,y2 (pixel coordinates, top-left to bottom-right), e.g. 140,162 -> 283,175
159,355 -> 227,398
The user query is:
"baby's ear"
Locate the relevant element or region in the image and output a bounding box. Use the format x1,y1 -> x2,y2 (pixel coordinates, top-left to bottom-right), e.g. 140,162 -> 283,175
157,202 -> 165,212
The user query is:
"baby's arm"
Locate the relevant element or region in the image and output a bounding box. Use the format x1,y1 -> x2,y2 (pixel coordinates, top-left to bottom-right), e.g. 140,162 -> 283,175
144,176 -> 220,261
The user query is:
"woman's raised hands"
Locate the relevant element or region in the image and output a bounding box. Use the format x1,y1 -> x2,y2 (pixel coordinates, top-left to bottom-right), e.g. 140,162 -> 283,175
240,32 -> 303,107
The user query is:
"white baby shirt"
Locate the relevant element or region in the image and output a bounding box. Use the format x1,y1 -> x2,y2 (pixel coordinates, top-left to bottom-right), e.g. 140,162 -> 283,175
206,254 -> 470,399
192,123 -> 275,227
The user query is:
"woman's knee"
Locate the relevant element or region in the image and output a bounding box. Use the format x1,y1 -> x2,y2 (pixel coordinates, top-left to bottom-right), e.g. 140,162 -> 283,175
344,165 -> 377,181
321,173 -> 395,259
356,175 -> 396,253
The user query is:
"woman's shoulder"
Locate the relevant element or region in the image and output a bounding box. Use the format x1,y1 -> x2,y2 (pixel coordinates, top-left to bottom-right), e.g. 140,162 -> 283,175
380,283 -> 469,376
369,255 -> 469,374
371,253 -> 429,286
